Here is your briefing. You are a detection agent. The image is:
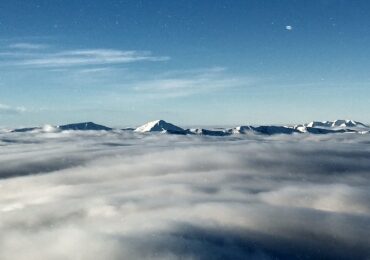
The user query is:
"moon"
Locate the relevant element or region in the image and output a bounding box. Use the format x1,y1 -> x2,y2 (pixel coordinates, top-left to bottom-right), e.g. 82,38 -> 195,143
286,25 -> 293,30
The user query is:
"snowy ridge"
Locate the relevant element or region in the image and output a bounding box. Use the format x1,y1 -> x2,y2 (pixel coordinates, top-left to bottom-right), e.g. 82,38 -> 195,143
187,128 -> 231,136
306,119 -> 368,128
293,125 -> 357,134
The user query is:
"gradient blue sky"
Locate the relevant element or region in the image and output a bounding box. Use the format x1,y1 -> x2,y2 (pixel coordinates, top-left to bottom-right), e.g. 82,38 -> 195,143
0,0 -> 369,127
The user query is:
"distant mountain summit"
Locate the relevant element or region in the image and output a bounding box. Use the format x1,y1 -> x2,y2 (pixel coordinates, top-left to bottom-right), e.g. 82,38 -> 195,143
134,120 -> 186,134
58,122 -> 112,131
12,122 -> 111,133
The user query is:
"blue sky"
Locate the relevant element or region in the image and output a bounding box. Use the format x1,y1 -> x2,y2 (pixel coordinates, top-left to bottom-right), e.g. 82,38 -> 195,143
0,0 -> 369,127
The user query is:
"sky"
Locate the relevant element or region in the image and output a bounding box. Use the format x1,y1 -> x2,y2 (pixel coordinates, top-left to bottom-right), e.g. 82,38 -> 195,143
0,0 -> 369,127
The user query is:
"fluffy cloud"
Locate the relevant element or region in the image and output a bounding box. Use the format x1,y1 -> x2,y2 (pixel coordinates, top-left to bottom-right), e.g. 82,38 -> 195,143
0,131 -> 369,259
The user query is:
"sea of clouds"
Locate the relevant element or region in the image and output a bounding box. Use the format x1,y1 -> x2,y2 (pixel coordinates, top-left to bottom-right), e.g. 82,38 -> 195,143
0,130 -> 369,259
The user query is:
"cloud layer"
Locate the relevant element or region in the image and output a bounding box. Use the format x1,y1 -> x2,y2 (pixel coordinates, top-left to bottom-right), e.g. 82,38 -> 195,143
0,131 -> 369,259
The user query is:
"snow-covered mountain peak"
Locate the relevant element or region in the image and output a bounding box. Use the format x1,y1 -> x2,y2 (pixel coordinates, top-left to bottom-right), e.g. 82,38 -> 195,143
134,120 -> 185,133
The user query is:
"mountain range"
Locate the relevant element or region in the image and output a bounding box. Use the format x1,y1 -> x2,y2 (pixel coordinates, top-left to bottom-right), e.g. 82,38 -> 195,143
7,119 -> 369,136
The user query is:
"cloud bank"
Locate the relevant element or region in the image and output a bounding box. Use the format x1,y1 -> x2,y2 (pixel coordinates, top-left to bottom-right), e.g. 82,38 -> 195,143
0,131 -> 369,259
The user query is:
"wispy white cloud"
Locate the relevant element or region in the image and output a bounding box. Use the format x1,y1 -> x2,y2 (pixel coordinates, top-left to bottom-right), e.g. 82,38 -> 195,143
75,67 -> 115,74
8,42 -> 49,50
0,44 -> 169,68
17,49 -> 169,67
132,67 -> 254,98
0,103 -> 26,114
